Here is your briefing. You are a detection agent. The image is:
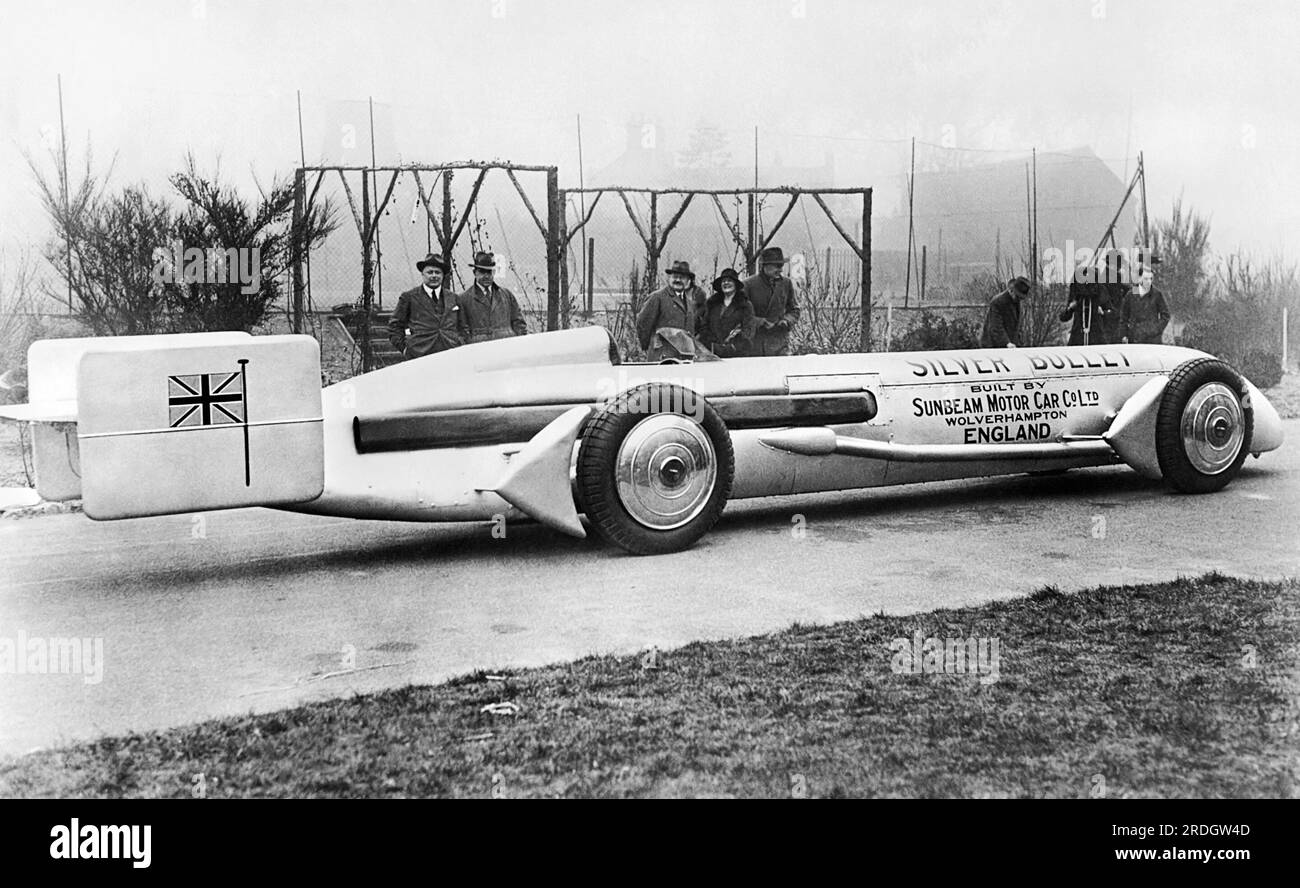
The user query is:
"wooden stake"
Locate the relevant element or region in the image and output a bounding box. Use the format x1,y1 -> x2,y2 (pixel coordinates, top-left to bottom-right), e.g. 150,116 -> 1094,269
361,168 -> 373,371
292,168 -> 305,334
921,244 -> 927,303
904,137 -> 915,308
370,97 -> 382,308
576,114 -> 587,313
862,188 -> 872,352
546,167 -> 561,330
587,236 -> 595,315
58,74 -> 72,315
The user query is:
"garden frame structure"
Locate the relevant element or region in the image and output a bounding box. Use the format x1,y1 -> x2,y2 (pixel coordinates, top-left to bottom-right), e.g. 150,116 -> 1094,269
291,166 -> 873,364
291,161 -> 561,370
558,185 -> 873,351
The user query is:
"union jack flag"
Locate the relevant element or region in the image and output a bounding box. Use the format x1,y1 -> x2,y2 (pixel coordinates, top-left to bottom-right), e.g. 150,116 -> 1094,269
168,372 -> 246,428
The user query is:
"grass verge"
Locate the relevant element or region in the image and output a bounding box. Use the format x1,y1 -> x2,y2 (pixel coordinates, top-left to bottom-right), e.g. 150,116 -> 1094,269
2,573 -> 1297,798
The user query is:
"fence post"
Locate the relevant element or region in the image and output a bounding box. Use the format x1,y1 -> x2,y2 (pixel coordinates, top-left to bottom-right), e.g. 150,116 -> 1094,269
647,193 -> 660,291
920,244 -> 927,303
746,194 -> 756,274
291,168 -> 305,335
441,172 -> 453,271
861,188 -> 872,352
558,187 -> 569,326
587,237 -> 596,315
360,168 -> 373,372
546,167 -> 561,331
558,188 -> 570,330
885,294 -> 892,352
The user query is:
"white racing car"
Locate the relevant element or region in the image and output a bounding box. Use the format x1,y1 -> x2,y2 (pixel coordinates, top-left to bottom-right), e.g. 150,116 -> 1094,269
0,326 -> 1284,554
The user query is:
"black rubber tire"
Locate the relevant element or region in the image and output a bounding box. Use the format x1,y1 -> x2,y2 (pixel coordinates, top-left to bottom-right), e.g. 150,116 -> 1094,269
577,383 -> 734,555
1155,358 -> 1253,493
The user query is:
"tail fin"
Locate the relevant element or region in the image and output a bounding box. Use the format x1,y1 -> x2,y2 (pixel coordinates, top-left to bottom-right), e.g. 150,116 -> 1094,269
1,332 -> 252,503
75,335 -> 324,519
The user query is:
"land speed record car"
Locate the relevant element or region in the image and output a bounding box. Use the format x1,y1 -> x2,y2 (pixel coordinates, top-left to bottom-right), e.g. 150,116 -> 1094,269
0,326 -> 1284,555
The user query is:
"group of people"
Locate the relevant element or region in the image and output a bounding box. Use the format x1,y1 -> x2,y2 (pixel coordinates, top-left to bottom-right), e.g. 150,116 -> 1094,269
980,254 -> 1171,349
388,251 -> 527,358
392,244 -> 1170,361
634,246 -> 801,361
388,245 -> 802,363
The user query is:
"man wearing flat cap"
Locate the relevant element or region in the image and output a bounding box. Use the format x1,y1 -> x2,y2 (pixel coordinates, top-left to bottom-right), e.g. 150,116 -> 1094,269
980,276 -> 1030,348
635,259 -> 708,361
742,247 -> 801,356
457,251 -> 527,342
388,253 -> 467,358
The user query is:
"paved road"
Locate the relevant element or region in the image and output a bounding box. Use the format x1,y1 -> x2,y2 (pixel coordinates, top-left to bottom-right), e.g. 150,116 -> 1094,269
2,421 -> 1298,756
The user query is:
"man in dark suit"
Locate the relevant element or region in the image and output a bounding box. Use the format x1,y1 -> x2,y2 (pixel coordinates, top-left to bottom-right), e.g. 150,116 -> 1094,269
388,253 -> 466,358
1121,265 -> 1172,344
742,247 -> 800,356
457,251 -> 527,342
980,276 -> 1029,348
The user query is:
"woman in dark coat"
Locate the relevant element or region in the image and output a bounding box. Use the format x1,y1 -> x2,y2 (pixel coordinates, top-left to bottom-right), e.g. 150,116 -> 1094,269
698,268 -> 758,357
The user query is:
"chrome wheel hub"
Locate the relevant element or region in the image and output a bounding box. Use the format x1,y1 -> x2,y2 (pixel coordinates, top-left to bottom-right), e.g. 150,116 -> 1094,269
1180,382 -> 1245,474
615,414 -> 716,530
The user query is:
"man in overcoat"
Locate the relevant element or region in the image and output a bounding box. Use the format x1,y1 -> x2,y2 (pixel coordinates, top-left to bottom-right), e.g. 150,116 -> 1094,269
741,247 -> 800,356
457,251 -> 527,342
635,259 -> 707,361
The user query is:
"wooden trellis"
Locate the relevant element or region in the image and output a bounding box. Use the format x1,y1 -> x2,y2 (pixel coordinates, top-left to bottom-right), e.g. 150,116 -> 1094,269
292,168 -> 875,362
292,161 -> 561,370
559,186 -> 873,351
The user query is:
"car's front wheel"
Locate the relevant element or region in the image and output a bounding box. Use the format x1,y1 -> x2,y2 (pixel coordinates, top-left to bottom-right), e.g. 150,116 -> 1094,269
577,383 -> 733,555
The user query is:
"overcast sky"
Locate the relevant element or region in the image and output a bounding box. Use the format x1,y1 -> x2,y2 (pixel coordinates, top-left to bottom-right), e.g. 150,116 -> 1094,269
2,0 -> 1298,264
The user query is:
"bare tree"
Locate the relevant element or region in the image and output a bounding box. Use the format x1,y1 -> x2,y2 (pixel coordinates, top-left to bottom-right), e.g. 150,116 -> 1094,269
676,123 -> 733,169
0,248 -> 42,397
30,145 -> 175,335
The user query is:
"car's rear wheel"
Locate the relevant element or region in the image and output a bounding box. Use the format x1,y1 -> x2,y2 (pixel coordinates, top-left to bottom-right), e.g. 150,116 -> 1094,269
1155,358 -> 1253,493
577,383 -> 733,555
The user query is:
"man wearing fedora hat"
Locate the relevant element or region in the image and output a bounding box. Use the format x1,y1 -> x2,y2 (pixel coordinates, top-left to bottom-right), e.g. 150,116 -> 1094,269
388,253 -> 467,358
742,247 -> 801,356
635,259 -> 708,361
457,251 -> 527,343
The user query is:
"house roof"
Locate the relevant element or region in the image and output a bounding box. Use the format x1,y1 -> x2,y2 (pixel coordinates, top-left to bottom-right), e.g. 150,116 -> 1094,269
876,146 -> 1137,260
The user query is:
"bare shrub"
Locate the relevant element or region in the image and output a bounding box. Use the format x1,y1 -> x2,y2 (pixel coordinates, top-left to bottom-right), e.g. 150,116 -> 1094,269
0,250 -> 43,402
791,260 -> 865,355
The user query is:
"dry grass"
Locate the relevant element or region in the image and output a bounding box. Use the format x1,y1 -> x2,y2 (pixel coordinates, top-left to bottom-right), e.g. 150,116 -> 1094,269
3,573 -> 1296,799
